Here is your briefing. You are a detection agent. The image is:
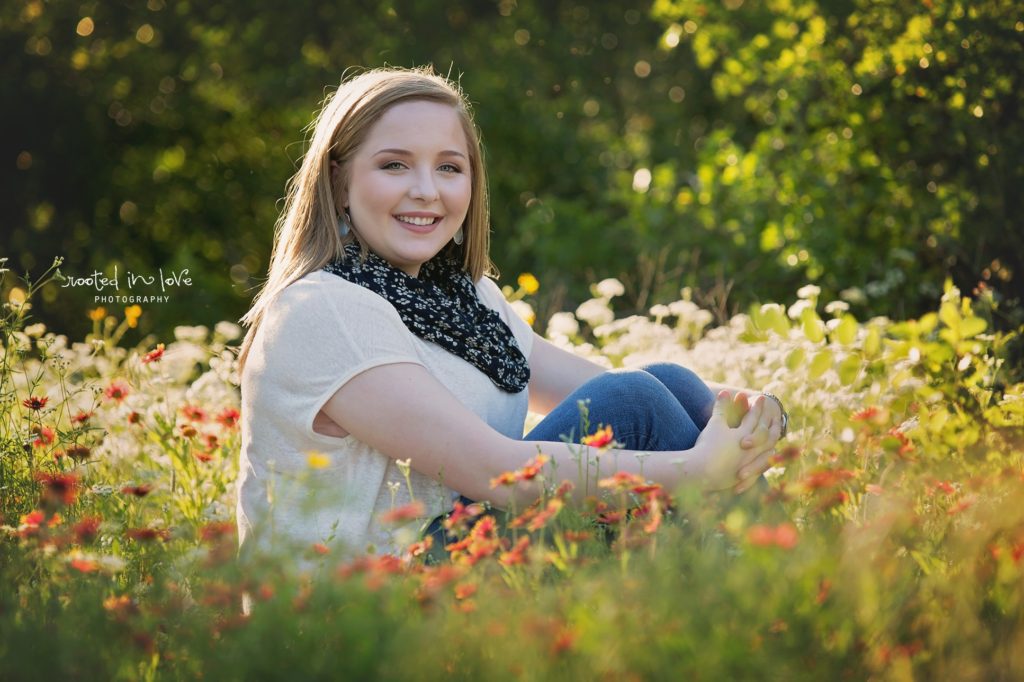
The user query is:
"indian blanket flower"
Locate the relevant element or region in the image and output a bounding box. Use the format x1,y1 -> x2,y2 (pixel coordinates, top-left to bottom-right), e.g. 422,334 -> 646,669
747,522 -> 799,549
517,454 -> 551,481
509,501 -> 541,529
527,498 -> 564,532
141,343 -> 165,364
499,536 -> 531,566
69,553 -> 100,573
65,444 -> 91,462
884,427 -> 916,457
448,516 -> 502,565
199,521 -> 235,543
490,471 -> 518,488
802,469 -> 856,491
36,471 -> 80,506
405,536 -> 433,559
598,471 -> 647,493
443,499 -> 485,533
22,395 -> 49,411
453,581 -> 478,600
105,381 -> 130,402
121,484 -> 153,497
31,425 -> 55,448
216,407 -> 240,429
380,500 -> 426,524
582,425 -> 615,449
181,404 -> 207,422
72,411 -> 93,425
851,405 -> 889,424
72,516 -> 102,543
125,527 -> 170,542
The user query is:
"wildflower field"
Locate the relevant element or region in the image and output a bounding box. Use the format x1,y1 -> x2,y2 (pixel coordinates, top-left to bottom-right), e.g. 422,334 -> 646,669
2,259 -> 1023,681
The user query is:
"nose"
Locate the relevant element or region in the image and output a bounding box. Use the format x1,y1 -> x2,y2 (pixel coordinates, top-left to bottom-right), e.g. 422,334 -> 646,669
408,168 -> 439,202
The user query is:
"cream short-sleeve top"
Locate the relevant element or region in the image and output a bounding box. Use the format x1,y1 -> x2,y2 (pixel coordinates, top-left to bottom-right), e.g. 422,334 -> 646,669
236,270 -> 533,563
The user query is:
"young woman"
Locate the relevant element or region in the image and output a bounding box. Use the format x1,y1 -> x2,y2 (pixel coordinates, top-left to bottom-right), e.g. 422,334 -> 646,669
235,66 -> 785,562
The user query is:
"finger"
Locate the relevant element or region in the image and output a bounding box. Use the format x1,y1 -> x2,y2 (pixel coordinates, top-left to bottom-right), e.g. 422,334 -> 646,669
741,420 -> 768,449
733,392 -> 750,415
738,395 -> 765,437
737,447 -> 776,482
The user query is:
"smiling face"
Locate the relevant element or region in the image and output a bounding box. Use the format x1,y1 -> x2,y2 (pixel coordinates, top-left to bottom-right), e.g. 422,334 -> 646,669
338,100 -> 473,277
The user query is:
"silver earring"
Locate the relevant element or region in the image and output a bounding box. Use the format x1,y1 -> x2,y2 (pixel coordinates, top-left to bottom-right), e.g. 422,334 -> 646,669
338,211 -> 350,237
453,227 -> 464,245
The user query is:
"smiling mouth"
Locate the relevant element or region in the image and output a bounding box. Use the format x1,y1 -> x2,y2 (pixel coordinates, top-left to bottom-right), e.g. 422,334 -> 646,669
394,215 -> 441,226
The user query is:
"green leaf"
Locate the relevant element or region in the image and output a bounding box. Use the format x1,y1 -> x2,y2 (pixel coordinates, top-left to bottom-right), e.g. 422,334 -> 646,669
838,354 -> 862,385
961,316 -> 987,339
835,314 -> 858,345
801,308 -> 825,343
785,347 -> 806,370
809,349 -> 833,379
864,326 -> 881,356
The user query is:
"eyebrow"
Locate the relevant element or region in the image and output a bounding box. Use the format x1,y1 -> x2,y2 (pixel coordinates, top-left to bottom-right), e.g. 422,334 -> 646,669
372,148 -> 467,159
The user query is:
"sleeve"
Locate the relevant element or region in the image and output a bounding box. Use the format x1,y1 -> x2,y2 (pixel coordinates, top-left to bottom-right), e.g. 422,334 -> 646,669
475,276 -> 535,361
251,273 -> 424,440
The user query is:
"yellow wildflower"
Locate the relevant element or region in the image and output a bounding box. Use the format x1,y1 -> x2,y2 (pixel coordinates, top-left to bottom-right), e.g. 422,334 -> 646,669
307,451 -> 330,469
88,307 -> 107,322
517,273 -> 540,295
124,305 -> 142,328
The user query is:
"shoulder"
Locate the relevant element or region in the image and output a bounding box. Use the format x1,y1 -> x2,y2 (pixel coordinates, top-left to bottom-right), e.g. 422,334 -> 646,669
473,275 -> 506,307
270,270 -> 404,324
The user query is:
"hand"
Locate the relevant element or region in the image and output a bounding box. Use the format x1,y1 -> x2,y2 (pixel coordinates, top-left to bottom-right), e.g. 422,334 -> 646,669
724,390 -> 782,453
694,391 -> 781,492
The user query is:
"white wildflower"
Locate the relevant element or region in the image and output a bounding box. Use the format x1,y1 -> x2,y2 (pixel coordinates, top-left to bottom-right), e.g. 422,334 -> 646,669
214,321 -> 242,341
824,300 -> 850,315
649,304 -> 671,320
787,299 -> 814,320
576,298 -> 614,327
546,312 -> 579,338
796,284 -> 821,300
24,323 -> 47,338
509,299 -> 536,326
594,278 -> 625,299
174,325 -> 209,343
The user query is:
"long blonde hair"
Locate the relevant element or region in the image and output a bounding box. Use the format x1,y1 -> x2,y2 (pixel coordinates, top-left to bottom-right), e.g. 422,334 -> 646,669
238,66 -> 494,372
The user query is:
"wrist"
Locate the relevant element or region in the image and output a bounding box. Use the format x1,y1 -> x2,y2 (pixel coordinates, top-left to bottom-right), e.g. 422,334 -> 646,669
761,392 -> 788,437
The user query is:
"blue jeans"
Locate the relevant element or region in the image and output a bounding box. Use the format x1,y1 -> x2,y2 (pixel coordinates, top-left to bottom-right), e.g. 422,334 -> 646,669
524,362 -> 715,450
423,363 -> 715,548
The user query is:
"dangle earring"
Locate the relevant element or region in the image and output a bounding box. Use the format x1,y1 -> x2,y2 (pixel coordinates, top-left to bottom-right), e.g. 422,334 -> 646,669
452,227 -> 464,245
337,209 -> 351,238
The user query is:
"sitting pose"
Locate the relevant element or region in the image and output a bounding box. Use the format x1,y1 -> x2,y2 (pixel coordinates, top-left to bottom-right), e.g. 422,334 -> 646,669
235,66 -> 785,562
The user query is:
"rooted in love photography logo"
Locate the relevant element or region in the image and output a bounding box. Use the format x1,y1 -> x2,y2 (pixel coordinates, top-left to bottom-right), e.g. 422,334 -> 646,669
61,264 -> 193,304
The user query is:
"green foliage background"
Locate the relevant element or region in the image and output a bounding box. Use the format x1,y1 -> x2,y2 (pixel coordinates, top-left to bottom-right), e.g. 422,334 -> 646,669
2,0 -> 1021,339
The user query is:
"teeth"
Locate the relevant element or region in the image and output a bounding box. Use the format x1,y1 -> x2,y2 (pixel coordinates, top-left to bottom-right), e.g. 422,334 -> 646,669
396,215 -> 437,226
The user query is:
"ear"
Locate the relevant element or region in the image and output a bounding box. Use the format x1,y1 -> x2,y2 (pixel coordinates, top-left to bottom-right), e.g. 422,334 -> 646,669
329,160 -> 348,210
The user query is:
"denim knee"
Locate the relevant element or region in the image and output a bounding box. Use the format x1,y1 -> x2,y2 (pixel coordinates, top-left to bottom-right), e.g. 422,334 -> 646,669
640,362 -> 702,389
639,362 -> 714,429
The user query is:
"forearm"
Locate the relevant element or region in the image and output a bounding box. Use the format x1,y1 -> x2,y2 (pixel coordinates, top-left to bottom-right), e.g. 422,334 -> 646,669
476,436 -> 708,510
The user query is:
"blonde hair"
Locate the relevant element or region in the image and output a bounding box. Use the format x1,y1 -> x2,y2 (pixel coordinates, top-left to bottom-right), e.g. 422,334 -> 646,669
238,66 -> 494,371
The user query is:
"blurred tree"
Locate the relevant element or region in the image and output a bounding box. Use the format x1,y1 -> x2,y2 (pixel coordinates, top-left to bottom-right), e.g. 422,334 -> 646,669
1,0 -> 1019,341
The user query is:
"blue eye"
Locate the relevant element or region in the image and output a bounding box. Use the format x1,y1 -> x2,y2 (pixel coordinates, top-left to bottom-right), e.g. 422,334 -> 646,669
381,161 -> 406,170
439,163 -> 462,173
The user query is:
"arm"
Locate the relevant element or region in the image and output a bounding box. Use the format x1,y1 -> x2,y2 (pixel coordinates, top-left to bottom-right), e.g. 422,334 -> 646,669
527,333 -> 782,449
526,332 -> 606,415
321,362 -> 777,509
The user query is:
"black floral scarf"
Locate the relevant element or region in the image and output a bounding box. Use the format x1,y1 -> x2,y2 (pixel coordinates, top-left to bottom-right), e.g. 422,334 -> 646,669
323,243 -> 530,393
